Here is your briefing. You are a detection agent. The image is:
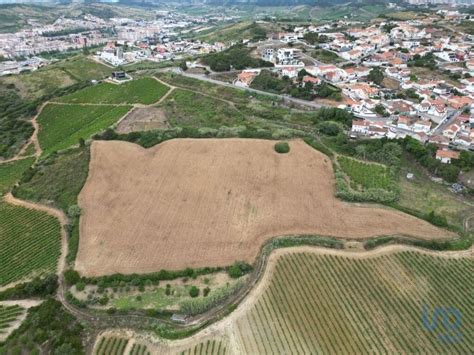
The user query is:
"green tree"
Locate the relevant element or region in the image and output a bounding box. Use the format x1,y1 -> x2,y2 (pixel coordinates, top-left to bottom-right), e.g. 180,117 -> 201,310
368,67 -> 384,85
189,286 -> 200,298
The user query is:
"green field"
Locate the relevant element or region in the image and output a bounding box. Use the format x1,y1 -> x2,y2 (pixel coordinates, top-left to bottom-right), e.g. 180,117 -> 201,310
338,155 -> 394,190
235,251 -> 473,353
0,202 -> 61,286
160,89 -> 245,128
58,78 -> 169,105
180,340 -> 226,355
37,103 -> 131,156
311,49 -> 343,64
0,305 -> 24,336
95,337 -> 129,355
0,157 -> 34,195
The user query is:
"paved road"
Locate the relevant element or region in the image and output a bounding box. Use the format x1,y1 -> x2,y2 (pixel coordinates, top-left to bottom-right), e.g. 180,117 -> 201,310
170,69 -> 325,110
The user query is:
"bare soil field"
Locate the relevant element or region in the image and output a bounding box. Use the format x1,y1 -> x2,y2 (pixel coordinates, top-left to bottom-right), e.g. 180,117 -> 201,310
76,139 -> 454,276
116,107 -> 170,133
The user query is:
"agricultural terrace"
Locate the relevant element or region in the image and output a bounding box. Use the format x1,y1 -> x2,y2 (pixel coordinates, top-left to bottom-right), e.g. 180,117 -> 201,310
0,305 -> 24,341
37,103 -> 131,156
76,139 -> 453,276
0,202 -> 61,286
57,77 -> 169,105
338,155 -> 395,190
230,248 -> 473,354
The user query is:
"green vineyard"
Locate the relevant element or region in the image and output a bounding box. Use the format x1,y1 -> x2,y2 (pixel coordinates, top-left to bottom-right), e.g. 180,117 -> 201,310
338,155 -> 394,190
235,251 -> 473,354
95,337 -> 129,355
179,340 -> 226,355
129,343 -> 150,355
0,305 -> 24,336
58,77 -> 169,105
37,103 -> 131,156
0,202 -> 61,286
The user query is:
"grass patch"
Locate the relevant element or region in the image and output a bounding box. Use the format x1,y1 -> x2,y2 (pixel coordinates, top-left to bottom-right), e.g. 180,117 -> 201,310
160,89 -> 245,128
37,103 -> 131,155
0,157 -> 34,195
311,49 -> 343,64
58,77 -> 169,105
338,156 -> 394,190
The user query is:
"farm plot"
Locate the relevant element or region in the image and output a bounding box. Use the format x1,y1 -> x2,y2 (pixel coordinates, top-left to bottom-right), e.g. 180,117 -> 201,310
129,343 -> 150,355
0,305 -> 24,341
232,249 -> 473,354
95,336 -> 129,355
37,103 -> 131,156
0,202 -> 61,286
338,155 -> 395,190
116,106 -> 170,133
76,139 -> 453,276
0,157 -> 34,195
58,77 -> 169,105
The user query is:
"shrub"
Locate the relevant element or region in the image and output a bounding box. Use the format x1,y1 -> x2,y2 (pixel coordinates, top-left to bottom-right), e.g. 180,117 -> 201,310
64,270 -> 80,285
227,261 -> 253,278
75,282 -> 85,292
274,142 -> 290,154
203,287 -> 211,297
189,286 -> 200,298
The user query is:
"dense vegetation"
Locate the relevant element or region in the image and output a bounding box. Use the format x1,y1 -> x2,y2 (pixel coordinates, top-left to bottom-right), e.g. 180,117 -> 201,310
202,44 -> 273,72
0,299 -> 84,354
236,251 -> 473,354
0,157 -> 34,195
0,275 -> 58,301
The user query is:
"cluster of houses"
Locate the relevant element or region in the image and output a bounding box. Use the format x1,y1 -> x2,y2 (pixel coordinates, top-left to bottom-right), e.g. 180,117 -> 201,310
232,12 -> 473,163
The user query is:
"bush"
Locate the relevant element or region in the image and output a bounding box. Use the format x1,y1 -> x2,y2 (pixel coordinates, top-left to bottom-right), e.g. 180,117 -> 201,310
189,286 -> 200,298
75,281 -> 85,292
203,287 -> 211,297
0,275 -> 58,300
227,261 -> 253,278
274,141 -> 290,154
64,270 -> 81,285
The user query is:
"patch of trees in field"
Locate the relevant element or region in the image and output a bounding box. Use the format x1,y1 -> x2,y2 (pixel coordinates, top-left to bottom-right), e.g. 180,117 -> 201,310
202,44 -> 273,72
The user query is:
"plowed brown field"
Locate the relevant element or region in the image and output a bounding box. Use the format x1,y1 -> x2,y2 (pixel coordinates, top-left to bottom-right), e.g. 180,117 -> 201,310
76,139 -> 454,276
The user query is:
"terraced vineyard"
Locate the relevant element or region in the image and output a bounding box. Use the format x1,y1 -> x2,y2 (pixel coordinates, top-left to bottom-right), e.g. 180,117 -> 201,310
0,305 -> 24,338
0,202 -> 61,286
338,155 -> 394,190
37,103 -> 131,156
234,250 -> 473,354
179,340 -> 226,355
95,337 -> 129,355
58,77 -> 169,105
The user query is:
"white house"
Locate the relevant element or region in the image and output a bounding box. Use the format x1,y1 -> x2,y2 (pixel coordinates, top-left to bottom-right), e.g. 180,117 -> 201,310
413,120 -> 432,133
351,119 -> 370,134
436,149 -> 460,164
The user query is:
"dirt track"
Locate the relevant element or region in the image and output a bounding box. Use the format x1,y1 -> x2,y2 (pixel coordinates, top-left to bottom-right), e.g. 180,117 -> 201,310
75,139 -> 455,276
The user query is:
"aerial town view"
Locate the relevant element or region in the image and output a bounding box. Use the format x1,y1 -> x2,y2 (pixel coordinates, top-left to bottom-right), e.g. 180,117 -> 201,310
0,0 -> 473,354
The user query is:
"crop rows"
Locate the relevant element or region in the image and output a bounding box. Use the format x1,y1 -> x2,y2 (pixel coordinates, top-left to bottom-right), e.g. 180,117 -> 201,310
58,77 -> 169,105
0,305 -> 24,334
129,343 -> 150,355
0,202 -> 61,286
38,103 -> 131,156
236,251 -> 473,354
338,155 -> 393,190
179,339 -> 226,355
95,336 -> 129,355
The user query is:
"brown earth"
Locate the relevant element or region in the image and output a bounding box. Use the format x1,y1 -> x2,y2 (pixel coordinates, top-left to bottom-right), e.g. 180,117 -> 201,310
116,107 -> 170,133
76,139 -> 455,276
